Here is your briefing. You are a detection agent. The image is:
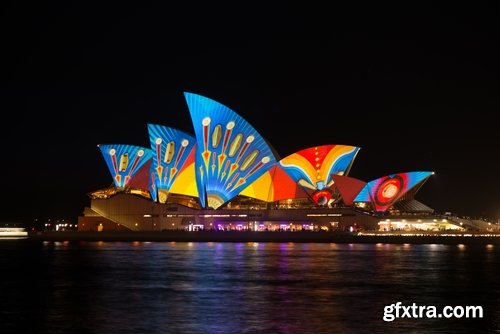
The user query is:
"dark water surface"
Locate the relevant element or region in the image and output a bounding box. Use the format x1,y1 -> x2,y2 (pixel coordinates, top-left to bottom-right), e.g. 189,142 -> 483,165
1,240 -> 499,333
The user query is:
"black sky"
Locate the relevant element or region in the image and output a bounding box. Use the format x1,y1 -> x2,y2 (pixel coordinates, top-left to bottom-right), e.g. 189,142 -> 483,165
2,2 -> 499,223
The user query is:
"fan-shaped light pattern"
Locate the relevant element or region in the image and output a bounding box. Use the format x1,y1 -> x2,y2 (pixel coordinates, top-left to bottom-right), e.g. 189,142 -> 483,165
332,174 -> 366,206
184,92 -> 277,209
353,171 -> 433,211
240,164 -> 308,202
98,144 -> 153,188
279,145 -> 360,205
148,124 -> 197,203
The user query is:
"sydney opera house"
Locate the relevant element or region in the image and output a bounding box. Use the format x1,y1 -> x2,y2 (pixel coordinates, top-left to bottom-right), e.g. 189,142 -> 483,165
79,93 -> 488,232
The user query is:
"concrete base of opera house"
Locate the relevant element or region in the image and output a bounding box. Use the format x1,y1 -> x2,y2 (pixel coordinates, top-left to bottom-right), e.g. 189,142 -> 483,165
27,230 -> 500,244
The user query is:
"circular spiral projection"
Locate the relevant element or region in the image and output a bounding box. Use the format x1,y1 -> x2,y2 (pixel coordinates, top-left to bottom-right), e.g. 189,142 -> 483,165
373,175 -> 404,207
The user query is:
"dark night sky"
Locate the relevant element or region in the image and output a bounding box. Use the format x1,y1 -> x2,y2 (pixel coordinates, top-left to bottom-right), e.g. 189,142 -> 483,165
2,2 -> 499,223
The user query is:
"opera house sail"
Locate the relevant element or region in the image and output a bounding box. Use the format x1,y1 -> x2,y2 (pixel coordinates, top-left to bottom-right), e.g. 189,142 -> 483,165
184,92 -> 277,209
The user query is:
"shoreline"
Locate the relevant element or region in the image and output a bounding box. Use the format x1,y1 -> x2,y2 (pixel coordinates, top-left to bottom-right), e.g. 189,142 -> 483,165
25,230 -> 500,245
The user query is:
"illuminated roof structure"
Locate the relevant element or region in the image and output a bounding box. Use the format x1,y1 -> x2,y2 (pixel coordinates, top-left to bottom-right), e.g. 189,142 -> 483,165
278,145 -> 360,205
148,124 -> 197,203
95,93 -> 434,214
98,144 -> 153,188
353,171 -> 434,211
184,92 -> 277,209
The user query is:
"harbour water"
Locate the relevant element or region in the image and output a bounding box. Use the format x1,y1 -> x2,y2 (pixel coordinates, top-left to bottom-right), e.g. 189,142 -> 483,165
1,240 -> 498,333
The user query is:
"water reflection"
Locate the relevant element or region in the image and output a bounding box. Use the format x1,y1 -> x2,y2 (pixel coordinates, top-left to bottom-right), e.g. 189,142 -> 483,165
0,241 -> 498,333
